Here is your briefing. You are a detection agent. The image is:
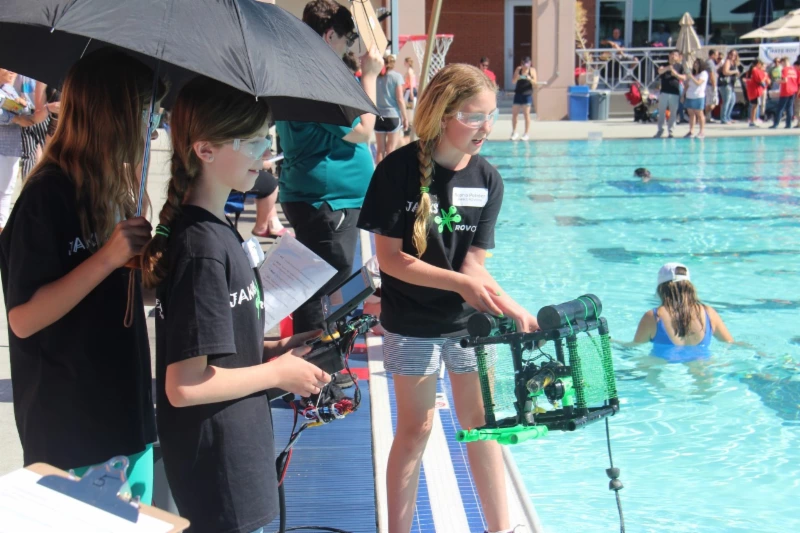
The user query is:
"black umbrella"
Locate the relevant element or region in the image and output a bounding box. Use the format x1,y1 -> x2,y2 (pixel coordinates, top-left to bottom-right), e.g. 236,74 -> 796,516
0,0 -> 376,126
1,0 -> 377,219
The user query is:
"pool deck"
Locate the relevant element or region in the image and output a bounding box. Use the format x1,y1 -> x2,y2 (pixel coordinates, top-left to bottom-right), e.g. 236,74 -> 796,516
0,123 -> 796,530
490,116 -> 800,142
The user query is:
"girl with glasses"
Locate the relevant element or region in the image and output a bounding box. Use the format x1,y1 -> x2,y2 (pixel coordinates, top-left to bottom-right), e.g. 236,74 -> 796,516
140,76 -> 329,533
358,64 -> 537,533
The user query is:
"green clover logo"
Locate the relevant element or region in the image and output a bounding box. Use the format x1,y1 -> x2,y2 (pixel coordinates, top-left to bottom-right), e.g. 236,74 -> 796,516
434,206 -> 461,233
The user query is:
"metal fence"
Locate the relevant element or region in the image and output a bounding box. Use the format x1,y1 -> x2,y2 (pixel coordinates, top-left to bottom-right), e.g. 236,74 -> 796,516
575,44 -> 762,92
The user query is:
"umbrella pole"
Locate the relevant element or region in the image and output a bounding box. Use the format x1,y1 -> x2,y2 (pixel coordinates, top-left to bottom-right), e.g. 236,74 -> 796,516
124,61 -> 161,328
410,0 -> 443,142
136,61 -> 162,218
418,0 -> 444,96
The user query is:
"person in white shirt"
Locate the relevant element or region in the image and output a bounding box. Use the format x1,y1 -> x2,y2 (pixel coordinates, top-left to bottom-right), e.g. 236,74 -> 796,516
684,58 -> 709,138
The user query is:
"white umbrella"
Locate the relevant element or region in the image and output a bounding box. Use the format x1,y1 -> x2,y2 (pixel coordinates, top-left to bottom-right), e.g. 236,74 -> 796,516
675,12 -> 702,66
742,8 -> 800,38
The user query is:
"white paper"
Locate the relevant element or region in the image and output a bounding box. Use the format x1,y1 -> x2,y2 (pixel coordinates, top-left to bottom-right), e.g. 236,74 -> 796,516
259,233 -> 337,333
0,469 -> 173,533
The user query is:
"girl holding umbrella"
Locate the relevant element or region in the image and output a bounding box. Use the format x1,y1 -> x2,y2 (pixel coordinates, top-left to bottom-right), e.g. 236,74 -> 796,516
0,49 -> 166,502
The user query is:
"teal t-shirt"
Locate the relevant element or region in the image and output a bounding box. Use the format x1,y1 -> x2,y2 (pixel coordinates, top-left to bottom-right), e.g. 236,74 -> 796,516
275,118 -> 375,210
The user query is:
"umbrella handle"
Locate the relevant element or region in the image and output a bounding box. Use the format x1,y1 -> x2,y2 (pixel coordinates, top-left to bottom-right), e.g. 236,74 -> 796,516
136,61 -> 162,217
127,62 -> 161,328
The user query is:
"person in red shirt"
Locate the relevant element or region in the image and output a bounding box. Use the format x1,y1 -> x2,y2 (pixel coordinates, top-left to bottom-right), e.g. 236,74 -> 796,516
771,57 -> 798,129
479,56 -> 497,84
794,59 -> 800,127
745,59 -> 768,127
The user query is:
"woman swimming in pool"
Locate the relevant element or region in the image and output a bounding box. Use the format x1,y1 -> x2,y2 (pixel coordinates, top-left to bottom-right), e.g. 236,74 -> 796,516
629,263 -> 733,361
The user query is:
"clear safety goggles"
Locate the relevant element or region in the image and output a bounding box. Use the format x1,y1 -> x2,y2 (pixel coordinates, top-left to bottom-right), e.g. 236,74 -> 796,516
455,109 -> 499,129
232,136 -> 273,159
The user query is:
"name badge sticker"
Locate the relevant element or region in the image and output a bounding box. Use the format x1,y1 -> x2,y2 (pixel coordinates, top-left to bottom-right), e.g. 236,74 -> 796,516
452,187 -> 489,207
242,237 -> 265,269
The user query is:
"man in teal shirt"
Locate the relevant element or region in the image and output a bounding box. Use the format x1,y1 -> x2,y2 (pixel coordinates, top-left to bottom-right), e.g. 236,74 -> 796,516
276,0 -> 382,338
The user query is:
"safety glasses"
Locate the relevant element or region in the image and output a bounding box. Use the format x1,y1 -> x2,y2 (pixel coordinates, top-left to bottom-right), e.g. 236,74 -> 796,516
232,136 -> 273,159
455,109 -> 499,129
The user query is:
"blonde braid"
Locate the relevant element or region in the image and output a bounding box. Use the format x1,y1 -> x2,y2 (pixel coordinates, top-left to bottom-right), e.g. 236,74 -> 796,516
412,139 -> 435,257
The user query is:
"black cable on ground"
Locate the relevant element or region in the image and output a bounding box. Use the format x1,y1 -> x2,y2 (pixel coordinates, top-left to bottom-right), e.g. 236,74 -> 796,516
605,418 -> 626,533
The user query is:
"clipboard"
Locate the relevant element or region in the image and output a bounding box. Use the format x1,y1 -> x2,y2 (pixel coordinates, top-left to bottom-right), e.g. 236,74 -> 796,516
0,457 -> 189,532
350,0 -> 388,56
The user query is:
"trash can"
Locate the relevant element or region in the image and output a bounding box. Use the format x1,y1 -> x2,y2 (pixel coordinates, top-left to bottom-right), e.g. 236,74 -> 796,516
589,90 -> 610,120
568,86 -> 590,121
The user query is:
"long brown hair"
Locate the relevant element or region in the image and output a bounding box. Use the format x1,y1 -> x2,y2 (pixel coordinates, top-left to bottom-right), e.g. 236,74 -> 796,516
141,76 -> 270,288
28,49 -> 167,247
657,266 -> 704,337
412,64 -> 496,256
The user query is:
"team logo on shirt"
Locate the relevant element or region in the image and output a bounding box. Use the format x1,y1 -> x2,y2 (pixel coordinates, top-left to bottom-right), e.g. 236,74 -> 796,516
405,201 -> 477,233
67,234 -> 98,256
230,280 -> 263,319
433,206 -> 477,233
435,206 -> 461,233
405,200 -> 439,213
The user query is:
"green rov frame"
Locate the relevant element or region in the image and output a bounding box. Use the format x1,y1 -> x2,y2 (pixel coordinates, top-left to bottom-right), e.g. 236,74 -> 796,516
457,295 -> 620,445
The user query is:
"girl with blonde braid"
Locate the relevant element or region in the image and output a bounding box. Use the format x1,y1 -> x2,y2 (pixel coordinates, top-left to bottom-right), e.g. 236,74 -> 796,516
358,64 -> 538,533
140,76 -> 329,533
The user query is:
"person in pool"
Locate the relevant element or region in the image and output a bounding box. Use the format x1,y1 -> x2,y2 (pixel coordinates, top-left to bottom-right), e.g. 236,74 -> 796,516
629,263 -> 733,362
634,167 -> 652,182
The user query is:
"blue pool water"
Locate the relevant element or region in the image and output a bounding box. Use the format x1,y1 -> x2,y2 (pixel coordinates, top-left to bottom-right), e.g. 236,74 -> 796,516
481,136 -> 800,533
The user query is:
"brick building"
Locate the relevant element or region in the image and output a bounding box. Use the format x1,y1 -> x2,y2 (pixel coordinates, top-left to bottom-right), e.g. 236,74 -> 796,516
425,0 -> 532,91
423,0 -> 791,92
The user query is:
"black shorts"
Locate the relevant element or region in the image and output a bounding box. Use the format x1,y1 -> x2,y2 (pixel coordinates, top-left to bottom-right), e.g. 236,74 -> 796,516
375,116 -> 401,133
248,170 -> 279,199
749,97 -> 760,105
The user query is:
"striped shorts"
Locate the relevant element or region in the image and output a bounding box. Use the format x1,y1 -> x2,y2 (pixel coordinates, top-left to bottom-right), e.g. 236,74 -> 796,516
20,120 -> 49,179
383,331 -> 497,376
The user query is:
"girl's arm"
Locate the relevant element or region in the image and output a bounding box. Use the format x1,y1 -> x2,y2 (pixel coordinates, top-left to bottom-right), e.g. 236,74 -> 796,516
342,48 -> 383,144
706,306 -> 734,342
512,67 -> 521,84
394,82 -> 408,130
619,310 -> 656,347
165,346 -> 329,408
8,217 -> 152,338
374,234 -> 503,315
30,83 -> 50,125
530,68 -> 538,88
458,247 -> 538,332
612,311 -> 655,348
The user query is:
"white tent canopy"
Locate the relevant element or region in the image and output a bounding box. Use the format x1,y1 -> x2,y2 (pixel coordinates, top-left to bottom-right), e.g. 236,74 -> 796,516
742,8 -> 800,39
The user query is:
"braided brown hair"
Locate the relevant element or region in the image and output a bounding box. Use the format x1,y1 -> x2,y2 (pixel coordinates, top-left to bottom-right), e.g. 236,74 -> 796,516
141,76 -> 270,288
411,64 -> 497,256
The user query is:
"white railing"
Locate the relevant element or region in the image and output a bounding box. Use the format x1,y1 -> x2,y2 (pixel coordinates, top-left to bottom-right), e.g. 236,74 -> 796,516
575,44 -> 761,92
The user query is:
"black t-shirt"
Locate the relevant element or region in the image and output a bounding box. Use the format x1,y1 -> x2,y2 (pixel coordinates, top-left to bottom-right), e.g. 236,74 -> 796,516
357,143 -> 503,337
0,169 -> 155,469
659,63 -> 684,95
155,206 -> 276,533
